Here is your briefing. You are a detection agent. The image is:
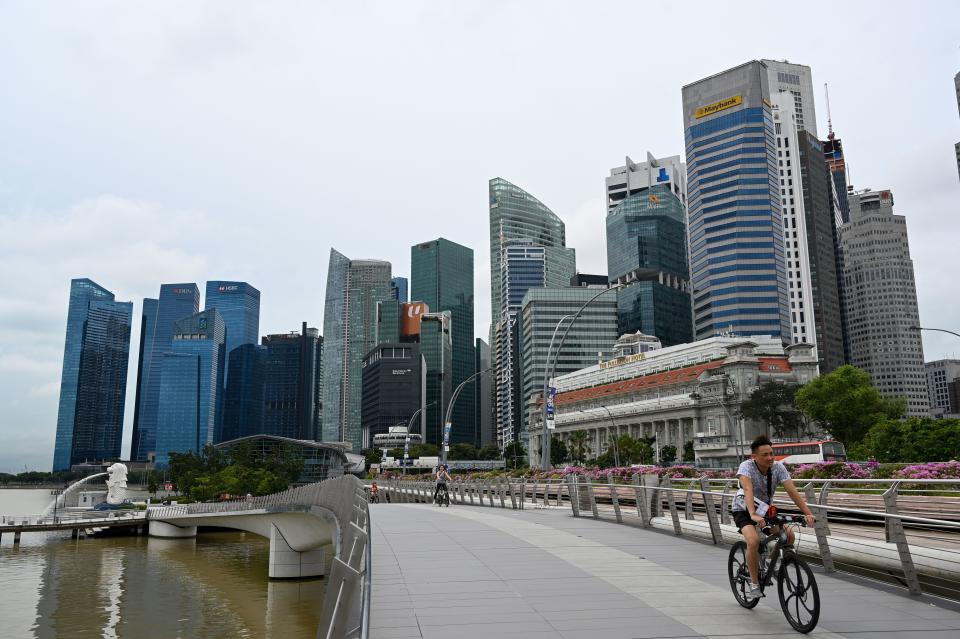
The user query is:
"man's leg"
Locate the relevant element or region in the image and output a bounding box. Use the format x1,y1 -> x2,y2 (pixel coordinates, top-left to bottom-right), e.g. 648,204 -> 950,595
741,523 -> 761,585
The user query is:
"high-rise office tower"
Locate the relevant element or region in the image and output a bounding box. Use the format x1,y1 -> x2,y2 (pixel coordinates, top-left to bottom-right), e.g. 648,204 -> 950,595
762,60 -> 818,137
130,283 -> 199,460
772,100 -> 845,372
321,249 -> 392,448
262,323 -> 323,441
475,338 -> 493,447
840,189 -> 929,416
519,286 -> 618,442
155,309 -> 225,467
605,154 -> 693,346
390,277 -> 408,303
489,178 -> 575,449
360,342 -> 424,448
926,359 -> 960,418
204,281 -> 261,359
220,343 -> 267,442
954,72 -> 959,181
419,311 -> 453,446
682,61 -> 790,342
52,279 -> 132,471
411,238 -> 476,445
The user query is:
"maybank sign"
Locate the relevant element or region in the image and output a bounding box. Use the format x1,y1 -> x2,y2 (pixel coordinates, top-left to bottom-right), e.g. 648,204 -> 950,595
695,95 -> 742,119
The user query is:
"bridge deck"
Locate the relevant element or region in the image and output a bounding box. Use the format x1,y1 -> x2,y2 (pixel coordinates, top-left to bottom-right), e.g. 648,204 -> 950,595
370,504 -> 960,639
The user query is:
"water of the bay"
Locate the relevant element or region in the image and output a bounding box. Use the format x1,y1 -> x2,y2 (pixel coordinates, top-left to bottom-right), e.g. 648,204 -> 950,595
0,489 -> 326,639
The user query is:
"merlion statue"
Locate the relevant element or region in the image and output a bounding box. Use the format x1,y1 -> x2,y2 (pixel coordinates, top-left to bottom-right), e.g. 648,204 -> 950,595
106,463 -> 128,505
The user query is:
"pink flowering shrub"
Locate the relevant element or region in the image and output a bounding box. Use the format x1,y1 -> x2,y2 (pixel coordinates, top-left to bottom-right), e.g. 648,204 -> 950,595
789,461 -> 873,480
892,461 -> 960,480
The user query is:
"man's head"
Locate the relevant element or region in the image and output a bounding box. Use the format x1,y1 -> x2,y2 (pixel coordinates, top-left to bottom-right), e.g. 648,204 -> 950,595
750,435 -> 775,470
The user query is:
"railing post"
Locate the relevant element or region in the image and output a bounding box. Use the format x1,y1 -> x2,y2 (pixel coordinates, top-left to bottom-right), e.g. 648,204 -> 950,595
652,474 -> 663,518
542,481 -> 549,507
804,483 -> 835,573
498,478 -> 507,508
720,479 -> 732,525
883,482 -> 921,595
520,477 -> 526,510
685,480 -> 696,520
507,478 -> 518,509
664,477 -> 682,535
700,477 -> 721,544
487,481 -> 495,507
568,474 -> 580,517
818,480 -> 832,536
609,475 -> 622,523
467,480 -> 475,505
587,477 -> 599,519
631,474 -> 645,525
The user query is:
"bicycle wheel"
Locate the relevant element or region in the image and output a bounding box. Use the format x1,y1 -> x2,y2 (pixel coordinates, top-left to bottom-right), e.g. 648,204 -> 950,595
728,541 -> 760,609
778,555 -> 820,633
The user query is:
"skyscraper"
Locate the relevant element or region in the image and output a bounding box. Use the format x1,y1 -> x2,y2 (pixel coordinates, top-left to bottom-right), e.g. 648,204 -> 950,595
321,249 -> 392,448
605,154 -> 693,346
682,61 -> 790,342
130,283 -> 199,460
475,338 -> 493,447
361,342 -> 424,448
954,72 -> 959,181
840,189 -> 929,416
390,276 -> 408,303
155,309 -> 225,467
489,178 -> 575,450
53,279 -> 132,471
220,343 -> 266,442
771,99 -> 845,372
926,359 -> 960,418
411,238 -> 476,445
204,280 -> 261,360
262,324 -> 323,441
419,311 -> 453,446
762,60 -> 819,137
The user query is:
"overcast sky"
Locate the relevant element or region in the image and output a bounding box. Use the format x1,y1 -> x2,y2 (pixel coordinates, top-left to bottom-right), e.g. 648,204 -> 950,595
1,1 -> 958,473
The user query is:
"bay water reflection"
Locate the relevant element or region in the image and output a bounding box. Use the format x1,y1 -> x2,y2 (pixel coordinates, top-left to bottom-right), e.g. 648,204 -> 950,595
0,490 -> 326,639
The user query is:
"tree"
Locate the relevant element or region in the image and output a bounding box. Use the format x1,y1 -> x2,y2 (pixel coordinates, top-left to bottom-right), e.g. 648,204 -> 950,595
848,417 -> 960,462
503,441 -> 528,470
609,434 -> 653,466
550,436 -> 568,467
147,471 -> 159,496
364,448 -> 384,467
739,381 -> 805,439
388,447 -> 404,460
660,444 -> 677,465
449,443 -> 478,460
682,440 -> 695,463
409,443 -> 439,458
477,443 -> 501,460
795,365 -> 905,446
567,430 -> 592,465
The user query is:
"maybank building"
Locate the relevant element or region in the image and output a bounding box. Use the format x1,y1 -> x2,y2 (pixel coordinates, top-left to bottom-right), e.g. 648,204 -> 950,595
682,61 -> 789,342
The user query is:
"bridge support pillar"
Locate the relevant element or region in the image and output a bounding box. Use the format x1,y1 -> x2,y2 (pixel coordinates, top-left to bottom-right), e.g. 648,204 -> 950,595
148,520 -> 197,538
269,523 -> 325,579
13,531 -> 21,545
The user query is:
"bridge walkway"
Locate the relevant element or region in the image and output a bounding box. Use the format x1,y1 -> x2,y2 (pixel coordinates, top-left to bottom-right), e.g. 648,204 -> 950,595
370,503 -> 960,639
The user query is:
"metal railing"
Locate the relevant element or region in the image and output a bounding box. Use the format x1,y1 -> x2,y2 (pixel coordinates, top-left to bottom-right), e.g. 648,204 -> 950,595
149,477 -> 371,639
377,474 -> 960,601
1,510 -> 145,527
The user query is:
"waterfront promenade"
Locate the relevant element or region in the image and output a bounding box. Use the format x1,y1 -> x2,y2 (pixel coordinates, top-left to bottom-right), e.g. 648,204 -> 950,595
370,504 -> 960,639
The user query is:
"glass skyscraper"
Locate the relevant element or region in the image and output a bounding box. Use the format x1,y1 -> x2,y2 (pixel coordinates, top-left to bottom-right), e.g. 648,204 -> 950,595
682,61 -> 790,342
605,154 -> 693,346
220,343 -> 267,442
390,276 -> 408,303
131,283 -> 199,460
321,249 -> 392,448
262,324 -> 323,441
419,311 -> 453,446
53,279 -> 132,471
204,280 -> 261,359
154,309 -> 225,468
489,178 -> 575,450
411,238 -> 476,445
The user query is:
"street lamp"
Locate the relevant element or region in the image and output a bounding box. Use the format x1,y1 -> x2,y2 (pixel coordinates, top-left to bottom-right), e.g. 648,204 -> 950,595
910,326 -> 960,340
441,368 -> 493,464
403,402 -> 436,474
598,405 -> 620,468
541,282 -> 624,470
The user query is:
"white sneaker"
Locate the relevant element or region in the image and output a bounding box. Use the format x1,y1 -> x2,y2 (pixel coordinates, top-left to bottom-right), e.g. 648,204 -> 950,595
745,584 -> 762,601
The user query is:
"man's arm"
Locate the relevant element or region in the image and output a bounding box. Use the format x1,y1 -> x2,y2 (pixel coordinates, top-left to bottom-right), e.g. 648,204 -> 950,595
739,475 -> 765,524
783,479 -> 816,525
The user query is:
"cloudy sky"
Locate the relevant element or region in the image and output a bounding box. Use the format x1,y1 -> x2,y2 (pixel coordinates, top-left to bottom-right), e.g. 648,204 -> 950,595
1,1 -> 958,473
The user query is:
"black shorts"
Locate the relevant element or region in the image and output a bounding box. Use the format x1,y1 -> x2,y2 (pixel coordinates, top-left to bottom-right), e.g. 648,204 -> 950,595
732,510 -> 754,532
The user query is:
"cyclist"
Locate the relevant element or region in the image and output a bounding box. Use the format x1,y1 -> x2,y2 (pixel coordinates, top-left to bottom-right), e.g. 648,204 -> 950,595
732,435 -> 816,601
369,482 -> 380,503
434,463 -> 451,504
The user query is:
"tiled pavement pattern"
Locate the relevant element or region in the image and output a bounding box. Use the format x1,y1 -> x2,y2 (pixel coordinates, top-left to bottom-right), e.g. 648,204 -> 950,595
370,503 -> 960,639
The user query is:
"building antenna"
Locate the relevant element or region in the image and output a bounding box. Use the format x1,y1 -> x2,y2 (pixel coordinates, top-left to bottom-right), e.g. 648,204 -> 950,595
824,82 -> 834,139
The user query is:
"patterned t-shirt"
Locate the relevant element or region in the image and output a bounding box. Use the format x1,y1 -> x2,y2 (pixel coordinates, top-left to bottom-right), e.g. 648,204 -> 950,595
731,460 -> 791,512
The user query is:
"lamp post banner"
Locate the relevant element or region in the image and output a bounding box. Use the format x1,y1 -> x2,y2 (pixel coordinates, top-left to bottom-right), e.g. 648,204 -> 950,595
442,422 -> 452,452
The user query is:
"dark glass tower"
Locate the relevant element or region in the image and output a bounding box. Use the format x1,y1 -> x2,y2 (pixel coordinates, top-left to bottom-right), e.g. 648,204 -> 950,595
605,155 -> 693,346
411,238 -> 476,446
155,309 -> 225,468
53,279 -> 132,470
390,277 -> 408,303
220,343 -> 266,442
263,323 -> 323,441
419,312 -> 452,446
682,61 -> 790,341
360,342 -> 423,448
131,283 -> 199,460
204,280 -> 261,360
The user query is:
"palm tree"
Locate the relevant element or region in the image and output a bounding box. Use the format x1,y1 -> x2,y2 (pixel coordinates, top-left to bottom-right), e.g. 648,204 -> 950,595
568,430 -> 591,465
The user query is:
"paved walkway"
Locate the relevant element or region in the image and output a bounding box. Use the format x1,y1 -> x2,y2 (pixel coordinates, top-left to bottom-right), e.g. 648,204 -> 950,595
370,503 -> 960,639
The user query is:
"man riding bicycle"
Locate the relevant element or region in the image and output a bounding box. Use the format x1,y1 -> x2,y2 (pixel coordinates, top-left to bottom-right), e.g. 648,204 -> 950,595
732,435 -> 815,601
369,482 -> 380,503
434,463 -> 451,503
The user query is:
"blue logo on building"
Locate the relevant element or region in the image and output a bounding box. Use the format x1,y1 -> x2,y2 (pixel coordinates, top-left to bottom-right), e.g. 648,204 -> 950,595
657,168 -> 669,182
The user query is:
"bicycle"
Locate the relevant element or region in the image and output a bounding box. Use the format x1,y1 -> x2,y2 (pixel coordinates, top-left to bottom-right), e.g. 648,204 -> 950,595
434,483 -> 450,507
727,509 -> 820,633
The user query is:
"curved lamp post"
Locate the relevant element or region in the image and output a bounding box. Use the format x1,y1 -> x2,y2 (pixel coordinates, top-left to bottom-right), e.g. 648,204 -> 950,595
598,405 -> 621,468
403,402 -> 435,474
910,326 -> 960,340
541,282 -> 624,470
440,368 -> 493,464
